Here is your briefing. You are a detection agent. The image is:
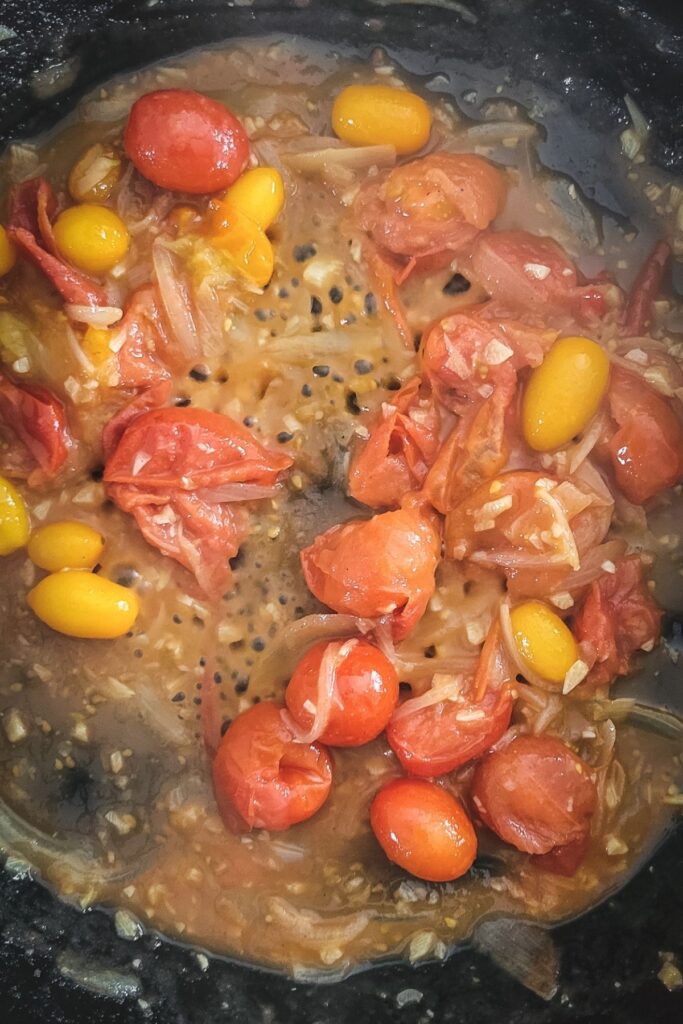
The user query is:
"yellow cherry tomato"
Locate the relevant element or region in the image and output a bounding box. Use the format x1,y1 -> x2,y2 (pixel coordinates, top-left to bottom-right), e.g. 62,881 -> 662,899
53,204 -> 130,275
0,225 -> 17,277
208,204 -> 274,288
28,521 -> 105,572
0,476 -> 29,556
332,84 -> 432,155
82,325 -> 113,366
68,144 -> 122,204
523,335 -> 610,452
219,167 -> 284,231
510,600 -> 579,685
28,571 -> 139,639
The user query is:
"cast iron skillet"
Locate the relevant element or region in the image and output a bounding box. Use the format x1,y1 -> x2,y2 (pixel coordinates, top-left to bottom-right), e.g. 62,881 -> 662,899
1,1 -> 682,1021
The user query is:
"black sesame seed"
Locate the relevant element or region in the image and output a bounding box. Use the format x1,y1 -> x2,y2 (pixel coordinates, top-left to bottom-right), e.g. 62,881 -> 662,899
278,287 -> 290,299
220,719 -> 232,736
92,563 -> 102,575
424,644 -> 437,659
312,364 -> 329,377
332,373 -> 344,383
192,697 -> 202,706
291,277 -> 300,287
171,692 -> 185,703
364,292 -> 378,315
329,286 -> 343,304
278,594 -> 288,605
277,431 -> 293,443
442,272 -> 471,296
310,296 -> 323,316
294,243 -> 317,262
301,383 -> 313,397
354,359 -> 373,375
199,657 -> 206,667
116,567 -> 138,588
172,614 -> 182,625
251,637 -> 266,652
235,679 -> 249,694
254,308 -> 269,322
174,396 -> 191,407
189,365 -> 210,382
90,465 -> 104,482
213,671 -> 222,684
384,375 -> 402,391
243,416 -> 255,427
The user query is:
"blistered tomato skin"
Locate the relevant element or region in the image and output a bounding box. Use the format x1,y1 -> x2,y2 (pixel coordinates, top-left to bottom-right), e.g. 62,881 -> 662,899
124,89 -> 250,194
27,572 -> 139,639
522,335 -> 610,451
53,205 -> 130,275
220,167 -> 284,230
332,85 -> 432,155
0,476 -> 30,556
0,225 -> 17,276
510,600 -> 579,685
28,521 -> 105,572
371,778 -> 477,882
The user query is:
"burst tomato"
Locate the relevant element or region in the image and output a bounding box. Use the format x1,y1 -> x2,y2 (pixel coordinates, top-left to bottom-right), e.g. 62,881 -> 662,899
0,372 -> 72,485
213,701 -> 333,832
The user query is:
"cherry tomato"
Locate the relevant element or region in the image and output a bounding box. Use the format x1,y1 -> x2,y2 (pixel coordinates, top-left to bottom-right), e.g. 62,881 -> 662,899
470,230 -> 618,322
0,372 -> 72,485
355,153 -> 506,259
300,503 -> 441,641
607,366 -> 683,505
106,285 -> 173,390
104,406 -> 292,595
371,778 -> 477,882
347,377 -> 440,510
213,701 -> 332,832
572,555 -> 661,688
285,639 -> 399,747
387,619 -> 514,776
124,89 -> 250,194
471,735 -> 597,855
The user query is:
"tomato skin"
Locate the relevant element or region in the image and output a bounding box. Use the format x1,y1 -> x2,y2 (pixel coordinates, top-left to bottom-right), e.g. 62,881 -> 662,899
104,406 -> 292,595
622,240 -> 670,336
371,778 -> 477,882
355,153 -> 506,259
607,367 -> 683,505
573,555 -> 661,688
0,373 -> 72,485
300,503 -> 441,641
212,701 -> 332,832
124,90 -> 250,194
471,735 -> 597,855
285,639 -> 399,747
347,377 -> 440,510
387,619 -> 514,777
470,230 -> 619,322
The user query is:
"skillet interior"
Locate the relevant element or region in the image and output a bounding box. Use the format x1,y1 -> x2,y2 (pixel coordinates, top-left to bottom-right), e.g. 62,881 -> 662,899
0,0 -> 682,1021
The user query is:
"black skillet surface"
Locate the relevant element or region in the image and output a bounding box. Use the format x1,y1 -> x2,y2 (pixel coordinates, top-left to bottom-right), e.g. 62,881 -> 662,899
1,1 -> 682,1021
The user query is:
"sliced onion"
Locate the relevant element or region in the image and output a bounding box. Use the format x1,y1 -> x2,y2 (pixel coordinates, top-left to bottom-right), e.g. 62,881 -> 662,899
64,304 -> 123,327
390,675 -> 466,724
267,896 -> 372,948
196,482 -> 282,503
153,241 -> 202,360
549,539 -> 626,595
285,638 -> 358,743
284,142 -> 396,173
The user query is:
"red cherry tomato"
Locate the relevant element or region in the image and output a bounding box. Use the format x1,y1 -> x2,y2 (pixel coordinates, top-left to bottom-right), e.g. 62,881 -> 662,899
285,639 -> 399,747
300,503 -> 441,641
0,372 -> 72,485
124,89 -> 250,194
607,366 -> 683,505
212,701 -> 333,832
572,555 -> 662,688
387,620 -> 514,777
471,735 -> 597,855
371,778 -> 477,882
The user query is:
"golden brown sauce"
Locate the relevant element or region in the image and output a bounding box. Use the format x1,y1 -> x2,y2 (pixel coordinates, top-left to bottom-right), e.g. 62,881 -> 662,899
0,38 -> 681,977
